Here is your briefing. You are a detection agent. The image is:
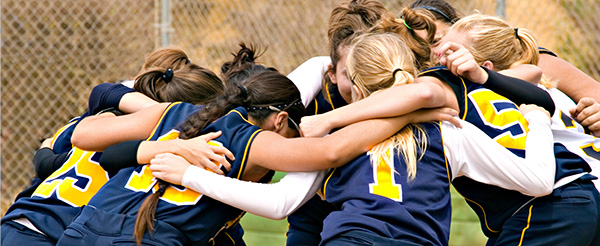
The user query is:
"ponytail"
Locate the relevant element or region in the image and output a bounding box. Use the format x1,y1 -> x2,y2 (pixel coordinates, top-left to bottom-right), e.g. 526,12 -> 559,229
134,180 -> 169,245
346,33 -> 427,180
179,85 -> 250,139
370,7 -> 437,71
134,64 -> 223,105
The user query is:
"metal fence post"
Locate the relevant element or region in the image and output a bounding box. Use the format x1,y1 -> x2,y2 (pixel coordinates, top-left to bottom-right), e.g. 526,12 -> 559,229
160,0 -> 172,47
496,0 -> 506,18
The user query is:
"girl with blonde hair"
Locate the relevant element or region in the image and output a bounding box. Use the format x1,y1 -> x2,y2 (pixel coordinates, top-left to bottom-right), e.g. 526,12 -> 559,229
437,13 -> 600,245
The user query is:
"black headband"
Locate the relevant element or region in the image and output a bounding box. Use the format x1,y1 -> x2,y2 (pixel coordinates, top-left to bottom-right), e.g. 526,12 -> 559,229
416,6 -> 454,24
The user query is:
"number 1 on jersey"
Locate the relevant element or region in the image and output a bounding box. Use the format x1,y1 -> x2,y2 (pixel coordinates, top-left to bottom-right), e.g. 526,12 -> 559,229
369,151 -> 402,202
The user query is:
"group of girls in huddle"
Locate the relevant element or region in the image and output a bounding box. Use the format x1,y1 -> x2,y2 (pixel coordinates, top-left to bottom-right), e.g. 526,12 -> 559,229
3,0 -> 600,245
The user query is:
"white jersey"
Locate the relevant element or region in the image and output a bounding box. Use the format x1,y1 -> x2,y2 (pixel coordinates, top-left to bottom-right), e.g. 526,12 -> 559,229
545,86 -> 600,190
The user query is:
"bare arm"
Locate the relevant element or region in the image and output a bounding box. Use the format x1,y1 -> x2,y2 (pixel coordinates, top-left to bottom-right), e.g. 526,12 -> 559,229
250,107 -> 459,172
71,103 -> 170,152
299,78 -> 454,137
118,92 -> 160,114
539,53 -> 600,103
498,64 -> 543,85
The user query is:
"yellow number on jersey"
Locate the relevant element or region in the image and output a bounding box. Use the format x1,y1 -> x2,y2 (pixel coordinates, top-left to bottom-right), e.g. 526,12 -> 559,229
369,150 -> 402,202
124,130 -> 222,205
469,89 -> 529,150
32,148 -> 109,207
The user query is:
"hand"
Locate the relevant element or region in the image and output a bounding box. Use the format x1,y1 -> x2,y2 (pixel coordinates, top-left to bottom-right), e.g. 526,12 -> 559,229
438,42 -> 488,84
149,153 -> 190,185
570,97 -> 600,136
519,104 -> 551,118
300,113 -> 334,137
406,107 -> 461,128
172,131 -> 234,175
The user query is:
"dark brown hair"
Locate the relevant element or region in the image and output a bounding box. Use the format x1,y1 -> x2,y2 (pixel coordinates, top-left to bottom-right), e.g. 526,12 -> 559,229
410,0 -> 461,24
133,71 -> 304,245
220,43 -> 277,87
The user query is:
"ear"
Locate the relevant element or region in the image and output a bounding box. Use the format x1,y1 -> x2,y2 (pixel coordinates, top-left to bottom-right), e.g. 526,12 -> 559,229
327,69 -> 338,85
274,111 -> 289,132
481,60 -> 495,70
351,84 -> 364,102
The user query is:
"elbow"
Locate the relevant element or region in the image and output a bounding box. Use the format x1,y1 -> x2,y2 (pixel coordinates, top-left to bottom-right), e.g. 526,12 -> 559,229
417,84 -> 445,107
71,124 -> 96,151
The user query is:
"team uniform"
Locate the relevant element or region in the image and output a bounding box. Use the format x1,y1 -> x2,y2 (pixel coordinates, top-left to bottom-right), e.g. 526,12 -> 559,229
421,67 -> 600,245
320,123 -> 451,246
305,82 -> 347,115
56,105 -> 271,245
1,83 -> 135,245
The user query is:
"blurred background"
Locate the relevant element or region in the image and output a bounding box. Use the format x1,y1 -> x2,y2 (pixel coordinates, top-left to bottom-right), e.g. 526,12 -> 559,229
2,0 -> 599,245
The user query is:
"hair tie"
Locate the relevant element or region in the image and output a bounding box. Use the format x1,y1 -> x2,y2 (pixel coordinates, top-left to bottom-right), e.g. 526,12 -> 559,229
514,28 -> 519,39
162,68 -> 174,83
392,68 -> 403,79
403,20 -> 412,30
156,184 -> 167,196
237,85 -> 248,99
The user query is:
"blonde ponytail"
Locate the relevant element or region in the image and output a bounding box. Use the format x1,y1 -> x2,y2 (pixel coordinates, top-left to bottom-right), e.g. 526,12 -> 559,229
346,33 -> 427,181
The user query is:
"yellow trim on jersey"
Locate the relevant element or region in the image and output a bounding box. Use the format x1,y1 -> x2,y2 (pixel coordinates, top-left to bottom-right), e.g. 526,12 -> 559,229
236,128 -> 263,180
313,98 -> 319,115
418,67 -> 447,76
518,205 -> 534,246
322,168 -> 337,199
146,102 -> 183,141
458,76 -> 468,121
454,190 -> 500,234
230,109 -> 255,125
324,83 -> 336,110
437,121 -> 453,185
50,119 -> 79,148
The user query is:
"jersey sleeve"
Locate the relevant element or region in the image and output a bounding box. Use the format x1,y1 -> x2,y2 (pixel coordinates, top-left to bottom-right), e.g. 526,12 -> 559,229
443,110 -> 555,197
181,166 -> 327,219
287,56 -> 331,107
87,83 -> 135,116
481,67 -> 556,113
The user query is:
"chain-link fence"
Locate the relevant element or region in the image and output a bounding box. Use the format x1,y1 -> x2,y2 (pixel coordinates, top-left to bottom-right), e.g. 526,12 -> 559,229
2,0 -> 599,243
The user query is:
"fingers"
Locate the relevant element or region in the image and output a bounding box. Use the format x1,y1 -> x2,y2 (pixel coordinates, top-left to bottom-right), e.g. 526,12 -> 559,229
198,131 -> 222,142
210,144 -> 235,161
196,157 -> 225,175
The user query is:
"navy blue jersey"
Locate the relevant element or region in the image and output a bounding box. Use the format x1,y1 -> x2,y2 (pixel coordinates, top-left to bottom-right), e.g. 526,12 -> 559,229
85,106 -> 273,244
320,122 -> 452,245
305,83 -> 347,115
420,67 -> 593,237
1,101 -> 194,242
